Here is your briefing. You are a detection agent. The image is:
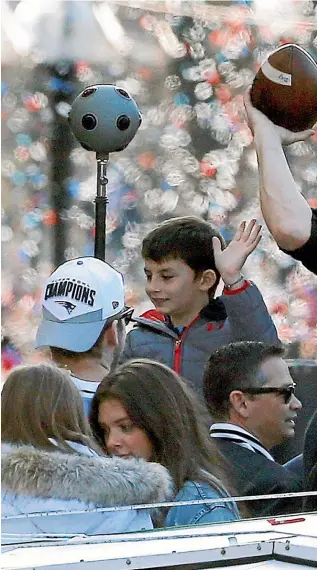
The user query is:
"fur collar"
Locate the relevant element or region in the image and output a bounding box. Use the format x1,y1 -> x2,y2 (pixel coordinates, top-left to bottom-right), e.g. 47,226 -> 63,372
1,443 -> 173,506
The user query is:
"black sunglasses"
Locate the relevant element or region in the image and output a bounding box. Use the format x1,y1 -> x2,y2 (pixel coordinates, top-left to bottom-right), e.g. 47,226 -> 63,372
243,383 -> 296,404
116,306 -> 134,326
107,306 -> 134,327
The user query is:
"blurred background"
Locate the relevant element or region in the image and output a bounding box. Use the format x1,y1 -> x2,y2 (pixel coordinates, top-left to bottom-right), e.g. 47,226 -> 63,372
1,0 -> 317,378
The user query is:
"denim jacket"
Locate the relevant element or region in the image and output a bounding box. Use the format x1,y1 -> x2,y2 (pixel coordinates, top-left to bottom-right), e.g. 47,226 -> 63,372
165,481 -> 240,528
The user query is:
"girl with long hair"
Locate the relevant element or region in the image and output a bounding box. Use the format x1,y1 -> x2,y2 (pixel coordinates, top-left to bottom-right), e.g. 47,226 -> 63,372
90,358 -> 241,527
1,363 -> 173,540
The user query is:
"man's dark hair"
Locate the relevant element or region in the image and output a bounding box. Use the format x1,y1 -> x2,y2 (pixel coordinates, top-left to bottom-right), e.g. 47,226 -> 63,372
141,216 -> 226,297
203,341 -> 285,421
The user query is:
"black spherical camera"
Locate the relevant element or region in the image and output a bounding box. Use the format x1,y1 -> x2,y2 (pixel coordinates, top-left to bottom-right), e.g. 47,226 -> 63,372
68,84 -> 142,154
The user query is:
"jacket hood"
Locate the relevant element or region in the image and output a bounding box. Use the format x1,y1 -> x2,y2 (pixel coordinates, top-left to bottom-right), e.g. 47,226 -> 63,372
132,312 -> 177,336
200,297 -> 227,322
1,443 -> 173,507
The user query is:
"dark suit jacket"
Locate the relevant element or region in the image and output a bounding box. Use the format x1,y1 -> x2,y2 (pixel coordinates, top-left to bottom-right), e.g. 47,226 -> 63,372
217,439 -> 303,517
303,409 -> 317,511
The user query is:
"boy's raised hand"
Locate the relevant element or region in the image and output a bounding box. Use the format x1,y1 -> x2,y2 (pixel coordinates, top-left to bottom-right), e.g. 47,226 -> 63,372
212,220 -> 262,285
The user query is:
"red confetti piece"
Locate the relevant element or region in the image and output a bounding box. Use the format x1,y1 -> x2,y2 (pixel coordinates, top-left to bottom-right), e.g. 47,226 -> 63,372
43,210 -> 58,225
200,161 -> 217,177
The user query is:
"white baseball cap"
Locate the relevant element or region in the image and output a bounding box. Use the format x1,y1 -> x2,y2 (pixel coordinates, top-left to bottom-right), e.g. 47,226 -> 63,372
35,257 -> 127,352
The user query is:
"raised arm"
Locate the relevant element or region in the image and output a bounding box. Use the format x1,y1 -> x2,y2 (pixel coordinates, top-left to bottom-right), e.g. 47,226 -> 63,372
213,220 -> 280,346
243,89 -> 315,251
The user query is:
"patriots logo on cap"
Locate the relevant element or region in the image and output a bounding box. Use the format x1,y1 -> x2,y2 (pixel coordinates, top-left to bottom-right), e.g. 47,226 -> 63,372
55,301 -> 76,314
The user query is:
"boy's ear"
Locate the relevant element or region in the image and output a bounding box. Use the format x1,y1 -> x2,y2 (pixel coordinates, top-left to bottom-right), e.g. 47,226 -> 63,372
198,269 -> 217,292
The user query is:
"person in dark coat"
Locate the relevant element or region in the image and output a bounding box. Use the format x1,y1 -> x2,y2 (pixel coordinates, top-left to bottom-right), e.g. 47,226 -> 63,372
303,409 -> 317,512
203,341 -> 304,517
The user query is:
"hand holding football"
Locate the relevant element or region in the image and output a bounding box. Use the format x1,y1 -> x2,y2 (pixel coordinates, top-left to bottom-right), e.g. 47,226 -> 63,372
250,44 -> 317,132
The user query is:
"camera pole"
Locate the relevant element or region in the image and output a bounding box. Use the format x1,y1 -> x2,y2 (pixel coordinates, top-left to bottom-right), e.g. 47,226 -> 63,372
94,152 -> 109,261
68,84 -> 142,260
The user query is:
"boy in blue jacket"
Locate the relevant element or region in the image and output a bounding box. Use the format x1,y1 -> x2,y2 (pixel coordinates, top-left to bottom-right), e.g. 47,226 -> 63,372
121,216 -> 280,399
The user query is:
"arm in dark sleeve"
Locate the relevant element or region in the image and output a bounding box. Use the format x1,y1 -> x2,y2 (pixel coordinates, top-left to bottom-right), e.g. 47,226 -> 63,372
221,281 -> 281,346
280,208 -> 317,275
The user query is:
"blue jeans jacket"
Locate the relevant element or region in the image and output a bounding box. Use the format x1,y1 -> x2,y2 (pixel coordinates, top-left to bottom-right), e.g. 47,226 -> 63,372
165,481 -> 240,527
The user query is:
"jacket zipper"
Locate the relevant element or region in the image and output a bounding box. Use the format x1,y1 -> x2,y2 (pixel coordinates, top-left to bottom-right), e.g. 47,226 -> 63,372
173,315 -> 200,374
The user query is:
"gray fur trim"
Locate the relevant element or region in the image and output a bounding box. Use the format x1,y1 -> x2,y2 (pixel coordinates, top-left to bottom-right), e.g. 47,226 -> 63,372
1,444 -> 174,506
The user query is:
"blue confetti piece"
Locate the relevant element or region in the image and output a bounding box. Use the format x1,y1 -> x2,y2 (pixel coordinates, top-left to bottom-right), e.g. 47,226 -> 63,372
18,249 -> 31,262
10,171 -> 26,185
160,179 -> 173,191
174,93 -> 190,106
16,134 -> 32,147
67,179 -> 80,198
1,81 -> 8,95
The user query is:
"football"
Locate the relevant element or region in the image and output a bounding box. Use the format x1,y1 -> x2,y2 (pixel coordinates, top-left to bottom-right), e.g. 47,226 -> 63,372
250,43 -> 317,132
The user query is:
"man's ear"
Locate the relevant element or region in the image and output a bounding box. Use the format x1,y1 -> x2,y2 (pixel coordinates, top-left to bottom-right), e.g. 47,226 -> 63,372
102,322 -> 118,350
198,269 -> 217,292
110,319 -> 127,372
229,390 -> 250,419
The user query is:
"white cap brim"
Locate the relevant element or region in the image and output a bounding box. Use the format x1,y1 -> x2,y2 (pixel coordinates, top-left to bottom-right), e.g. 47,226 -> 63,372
35,318 -> 106,352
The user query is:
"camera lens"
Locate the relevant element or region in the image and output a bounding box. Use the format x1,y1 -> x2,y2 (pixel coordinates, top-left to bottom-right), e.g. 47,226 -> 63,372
81,114 -> 97,130
115,88 -> 130,99
116,115 -> 131,131
81,88 -> 97,98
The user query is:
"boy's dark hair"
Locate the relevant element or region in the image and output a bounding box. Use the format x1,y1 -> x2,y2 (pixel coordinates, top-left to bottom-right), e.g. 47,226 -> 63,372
141,216 -> 226,297
203,341 -> 285,421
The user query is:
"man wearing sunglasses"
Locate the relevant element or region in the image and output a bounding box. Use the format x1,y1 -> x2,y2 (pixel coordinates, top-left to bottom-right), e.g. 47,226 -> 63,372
203,341 -> 303,516
35,257 -> 133,416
